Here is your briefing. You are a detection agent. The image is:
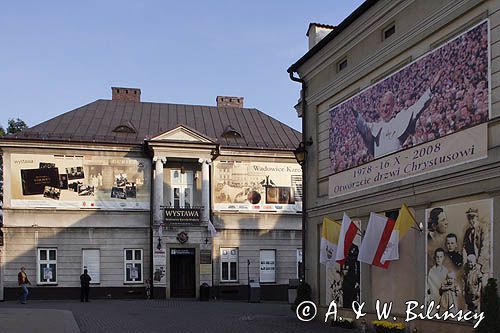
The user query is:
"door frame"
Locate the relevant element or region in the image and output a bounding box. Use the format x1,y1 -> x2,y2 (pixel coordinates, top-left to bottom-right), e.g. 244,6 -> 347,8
166,243 -> 200,299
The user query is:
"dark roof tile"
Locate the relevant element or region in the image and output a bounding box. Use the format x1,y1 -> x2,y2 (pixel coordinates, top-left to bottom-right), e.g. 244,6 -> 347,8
14,100 -> 300,150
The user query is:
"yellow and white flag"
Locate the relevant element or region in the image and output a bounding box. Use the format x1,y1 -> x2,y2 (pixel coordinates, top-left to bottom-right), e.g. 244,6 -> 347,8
319,216 -> 341,266
381,203 -> 417,262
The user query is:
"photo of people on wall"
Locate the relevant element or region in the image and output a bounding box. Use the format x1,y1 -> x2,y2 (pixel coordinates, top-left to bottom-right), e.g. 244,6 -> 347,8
66,166 -> 85,180
43,186 -> 61,200
213,161 -> 302,212
329,21 -> 489,174
11,154 -> 150,209
426,199 -> 492,314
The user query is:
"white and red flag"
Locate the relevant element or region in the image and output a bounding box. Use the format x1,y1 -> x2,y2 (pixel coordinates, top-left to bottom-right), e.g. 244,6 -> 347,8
335,213 -> 359,265
358,212 -> 396,269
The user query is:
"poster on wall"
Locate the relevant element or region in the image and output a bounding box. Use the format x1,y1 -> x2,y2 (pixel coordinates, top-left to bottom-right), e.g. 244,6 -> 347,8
425,199 -> 493,314
259,250 -> 276,283
325,243 -> 360,308
153,249 -> 166,286
82,249 -> 100,284
213,161 -> 302,212
9,154 -> 150,210
329,20 -> 489,197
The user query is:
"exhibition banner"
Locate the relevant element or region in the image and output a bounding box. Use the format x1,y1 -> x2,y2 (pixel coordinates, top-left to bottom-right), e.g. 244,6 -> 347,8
425,199 -> 493,314
329,123 -> 487,196
10,154 -> 150,210
153,249 -> 166,286
328,20 -> 489,196
213,161 -> 302,212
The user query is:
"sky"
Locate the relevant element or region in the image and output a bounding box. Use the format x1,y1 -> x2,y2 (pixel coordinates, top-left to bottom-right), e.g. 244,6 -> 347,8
0,0 -> 364,132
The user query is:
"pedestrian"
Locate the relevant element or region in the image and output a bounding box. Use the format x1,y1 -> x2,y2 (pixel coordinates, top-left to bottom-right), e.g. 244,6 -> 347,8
18,266 -> 31,304
80,269 -> 91,302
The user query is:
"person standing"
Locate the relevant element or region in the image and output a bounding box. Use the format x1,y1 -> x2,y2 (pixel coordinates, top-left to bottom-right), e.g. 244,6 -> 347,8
427,248 -> 448,307
18,266 -> 31,304
80,269 -> 92,302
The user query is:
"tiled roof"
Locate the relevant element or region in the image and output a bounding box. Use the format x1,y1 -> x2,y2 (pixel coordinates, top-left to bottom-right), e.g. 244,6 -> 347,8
11,100 -> 301,150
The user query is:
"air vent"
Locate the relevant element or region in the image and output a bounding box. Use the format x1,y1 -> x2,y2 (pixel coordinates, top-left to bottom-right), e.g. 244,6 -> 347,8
112,121 -> 137,134
221,125 -> 242,139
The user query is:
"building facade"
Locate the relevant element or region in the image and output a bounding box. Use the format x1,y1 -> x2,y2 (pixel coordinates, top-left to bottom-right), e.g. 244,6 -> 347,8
0,88 -> 302,300
288,0 -> 499,332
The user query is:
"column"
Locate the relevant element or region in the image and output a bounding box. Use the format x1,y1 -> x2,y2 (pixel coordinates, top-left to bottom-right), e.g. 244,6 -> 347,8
153,156 -> 166,224
199,158 -> 210,222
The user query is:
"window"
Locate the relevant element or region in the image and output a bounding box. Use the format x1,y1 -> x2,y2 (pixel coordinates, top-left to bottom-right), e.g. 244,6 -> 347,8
124,249 -> 143,283
171,170 -> 193,207
259,250 -> 276,283
220,248 -> 238,282
37,248 -> 57,284
337,58 -> 348,72
383,24 -> 396,40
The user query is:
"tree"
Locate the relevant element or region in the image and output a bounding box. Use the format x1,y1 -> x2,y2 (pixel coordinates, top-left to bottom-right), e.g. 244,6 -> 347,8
7,118 -> 28,134
1,117 -> 28,199
476,278 -> 500,333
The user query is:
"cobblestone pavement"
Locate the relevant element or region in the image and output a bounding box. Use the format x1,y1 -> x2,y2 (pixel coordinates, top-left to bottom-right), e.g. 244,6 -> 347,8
1,299 -> 351,333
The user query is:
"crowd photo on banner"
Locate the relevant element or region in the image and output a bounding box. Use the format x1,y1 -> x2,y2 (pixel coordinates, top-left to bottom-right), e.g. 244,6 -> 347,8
426,199 -> 493,314
329,21 -> 489,174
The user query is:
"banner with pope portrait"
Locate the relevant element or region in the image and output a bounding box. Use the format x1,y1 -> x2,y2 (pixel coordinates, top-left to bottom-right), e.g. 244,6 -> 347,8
328,20 -> 489,197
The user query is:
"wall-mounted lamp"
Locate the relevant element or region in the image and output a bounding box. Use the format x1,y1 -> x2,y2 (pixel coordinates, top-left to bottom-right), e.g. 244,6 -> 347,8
293,138 -> 313,165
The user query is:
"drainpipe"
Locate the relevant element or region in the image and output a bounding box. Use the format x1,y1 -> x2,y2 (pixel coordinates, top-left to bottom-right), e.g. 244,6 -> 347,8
147,143 -> 155,299
289,71 -> 307,282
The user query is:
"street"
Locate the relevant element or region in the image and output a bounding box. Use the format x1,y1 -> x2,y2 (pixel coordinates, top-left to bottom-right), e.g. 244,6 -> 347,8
0,299 -> 350,333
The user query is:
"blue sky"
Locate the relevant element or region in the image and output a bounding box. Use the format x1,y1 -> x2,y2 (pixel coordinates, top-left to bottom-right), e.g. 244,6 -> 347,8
0,0 -> 363,131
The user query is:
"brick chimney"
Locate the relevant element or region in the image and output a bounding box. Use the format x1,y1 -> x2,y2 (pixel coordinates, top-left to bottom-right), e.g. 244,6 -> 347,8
216,96 -> 244,108
111,87 -> 141,102
307,23 -> 335,50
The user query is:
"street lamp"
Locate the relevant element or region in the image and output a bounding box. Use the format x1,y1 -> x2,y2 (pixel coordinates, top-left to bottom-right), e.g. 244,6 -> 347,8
294,138 -> 313,165
293,137 -> 312,281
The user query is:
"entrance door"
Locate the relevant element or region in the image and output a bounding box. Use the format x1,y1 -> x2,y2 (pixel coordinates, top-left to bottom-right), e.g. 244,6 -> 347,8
170,248 -> 196,298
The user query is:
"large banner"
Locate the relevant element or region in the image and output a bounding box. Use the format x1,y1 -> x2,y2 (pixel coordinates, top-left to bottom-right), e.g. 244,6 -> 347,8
329,20 -> 489,197
213,161 -> 302,212
10,154 -> 150,210
425,199 -> 493,314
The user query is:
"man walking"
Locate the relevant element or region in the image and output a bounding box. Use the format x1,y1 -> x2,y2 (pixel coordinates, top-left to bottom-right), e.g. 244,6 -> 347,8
80,269 -> 92,302
18,266 -> 31,304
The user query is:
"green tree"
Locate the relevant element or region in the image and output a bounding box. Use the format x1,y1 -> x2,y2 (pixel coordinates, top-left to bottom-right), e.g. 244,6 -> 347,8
7,118 -> 28,134
1,118 -> 28,199
476,278 -> 500,333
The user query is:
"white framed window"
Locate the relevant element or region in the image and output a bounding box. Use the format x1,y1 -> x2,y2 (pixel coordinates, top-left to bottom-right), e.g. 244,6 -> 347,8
37,248 -> 57,284
220,247 -> 238,282
124,249 -> 143,283
171,170 -> 193,208
260,249 -> 276,283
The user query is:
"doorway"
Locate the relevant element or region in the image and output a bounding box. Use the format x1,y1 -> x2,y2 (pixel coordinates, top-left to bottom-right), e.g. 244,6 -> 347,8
170,248 -> 196,298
